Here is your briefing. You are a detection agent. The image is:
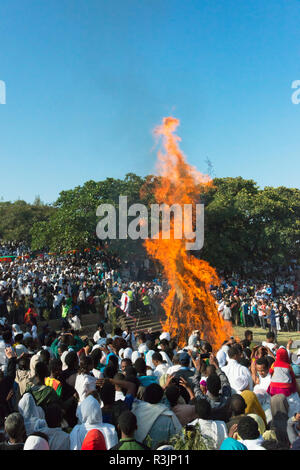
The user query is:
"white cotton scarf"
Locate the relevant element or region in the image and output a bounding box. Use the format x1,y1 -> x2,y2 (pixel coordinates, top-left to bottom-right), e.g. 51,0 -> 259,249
69,395 -> 118,450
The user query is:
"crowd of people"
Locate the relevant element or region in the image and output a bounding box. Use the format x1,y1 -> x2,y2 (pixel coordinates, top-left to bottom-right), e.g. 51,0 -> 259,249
0,244 -> 299,451
215,270 -> 300,335
0,246 -> 166,328
0,241 -> 30,258
0,321 -> 300,451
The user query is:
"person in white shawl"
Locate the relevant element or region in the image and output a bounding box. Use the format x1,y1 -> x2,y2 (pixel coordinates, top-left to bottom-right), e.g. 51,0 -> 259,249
145,349 -> 156,372
123,347 -> 133,361
131,351 -> 141,364
70,395 -> 118,450
18,392 -> 45,435
254,388 -> 272,424
131,383 -> 182,449
33,403 -> 70,450
188,399 -> 228,450
60,350 -> 69,371
24,435 -> 50,450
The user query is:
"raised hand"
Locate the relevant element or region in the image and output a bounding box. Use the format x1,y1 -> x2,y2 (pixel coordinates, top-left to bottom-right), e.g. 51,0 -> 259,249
5,347 -> 16,359
209,353 -> 219,368
228,423 -> 238,439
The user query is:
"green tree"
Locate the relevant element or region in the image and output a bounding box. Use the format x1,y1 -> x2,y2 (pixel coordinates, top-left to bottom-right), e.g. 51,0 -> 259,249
0,199 -> 54,246
201,178 -> 300,275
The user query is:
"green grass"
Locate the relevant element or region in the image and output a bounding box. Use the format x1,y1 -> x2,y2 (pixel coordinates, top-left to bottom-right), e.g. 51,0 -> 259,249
233,325 -> 300,349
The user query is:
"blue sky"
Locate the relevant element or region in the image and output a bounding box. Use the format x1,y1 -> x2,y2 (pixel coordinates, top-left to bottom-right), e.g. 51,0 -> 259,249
0,0 -> 300,203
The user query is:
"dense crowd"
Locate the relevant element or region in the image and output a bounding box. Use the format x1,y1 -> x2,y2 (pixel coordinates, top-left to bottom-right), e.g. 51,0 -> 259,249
214,270 -> 300,334
0,247 -> 165,327
0,245 -> 299,451
0,241 -> 30,257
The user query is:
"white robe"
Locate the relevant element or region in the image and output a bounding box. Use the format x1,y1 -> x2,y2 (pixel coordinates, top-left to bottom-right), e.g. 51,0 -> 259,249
75,373 -> 97,404
18,393 -> 45,435
34,420 -> 70,450
240,437 -> 266,450
70,395 -> 118,450
188,418 -> 228,450
132,400 -> 182,444
222,358 -> 253,392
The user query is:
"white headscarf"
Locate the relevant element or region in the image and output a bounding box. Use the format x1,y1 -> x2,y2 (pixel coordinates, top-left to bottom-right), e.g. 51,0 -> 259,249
24,435 -> 50,450
160,332 -> 171,342
138,343 -> 149,354
60,350 -> 69,371
160,351 -> 173,368
131,351 -> 141,364
145,350 -> 155,370
123,347 -> 132,360
18,393 -> 45,435
69,395 -> 118,450
33,419 -> 70,451
12,324 -> 22,336
232,375 -> 250,394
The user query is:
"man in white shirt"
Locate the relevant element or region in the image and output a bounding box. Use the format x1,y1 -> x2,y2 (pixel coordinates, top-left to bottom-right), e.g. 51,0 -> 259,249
237,416 -> 265,450
93,324 -> 105,343
262,332 -> 278,356
152,352 -> 169,379
166,355 -> 182,376
251,357 -> 271,392
221,302 -> 232,322
221,344 -> 253,393
216,342 -> 230,368
120,290 -> 130,316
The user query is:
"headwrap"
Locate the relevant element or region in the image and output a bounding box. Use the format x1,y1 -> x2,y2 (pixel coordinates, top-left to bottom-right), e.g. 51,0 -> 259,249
156,445 -> 175,450
233,375 -> 250,393
61,350 -> 69,371
271,348 -> 291,369
270,394 -> 290,446
160,332 -> 171,342
12,324 -> 22,335
247,413 -> 266,436
268,347 -> 297,397
70,395 -> 118,450
270,394 -> 289,417
123,347 -> 133,360
24,435 -> 50,450
241,390 -> 267,426
81,429 -> 107,450
18,393 -> 45,435
145,350 -> 155,370
131,351 -> 141,364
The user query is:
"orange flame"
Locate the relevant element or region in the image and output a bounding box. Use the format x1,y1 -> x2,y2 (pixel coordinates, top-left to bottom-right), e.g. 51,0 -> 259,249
144,117 -> 232,351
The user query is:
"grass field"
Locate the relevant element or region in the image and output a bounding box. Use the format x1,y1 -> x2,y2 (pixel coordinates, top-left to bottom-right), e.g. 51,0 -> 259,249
233,325 -> 300,350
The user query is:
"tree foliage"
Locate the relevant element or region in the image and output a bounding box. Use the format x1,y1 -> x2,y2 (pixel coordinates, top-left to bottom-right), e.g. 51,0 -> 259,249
201,178 -> 300,275
1,175 -> 299,274
0,198 -> 54,246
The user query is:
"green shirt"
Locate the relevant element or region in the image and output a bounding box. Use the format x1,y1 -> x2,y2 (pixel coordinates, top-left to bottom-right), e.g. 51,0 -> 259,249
62,305 -> 70,318
111,438 -> 149,451
127,290 -> 133,301
142,295 -> 150,306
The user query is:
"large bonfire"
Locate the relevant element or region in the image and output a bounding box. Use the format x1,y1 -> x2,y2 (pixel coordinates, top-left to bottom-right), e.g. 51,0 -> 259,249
144,117 -> 232,350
